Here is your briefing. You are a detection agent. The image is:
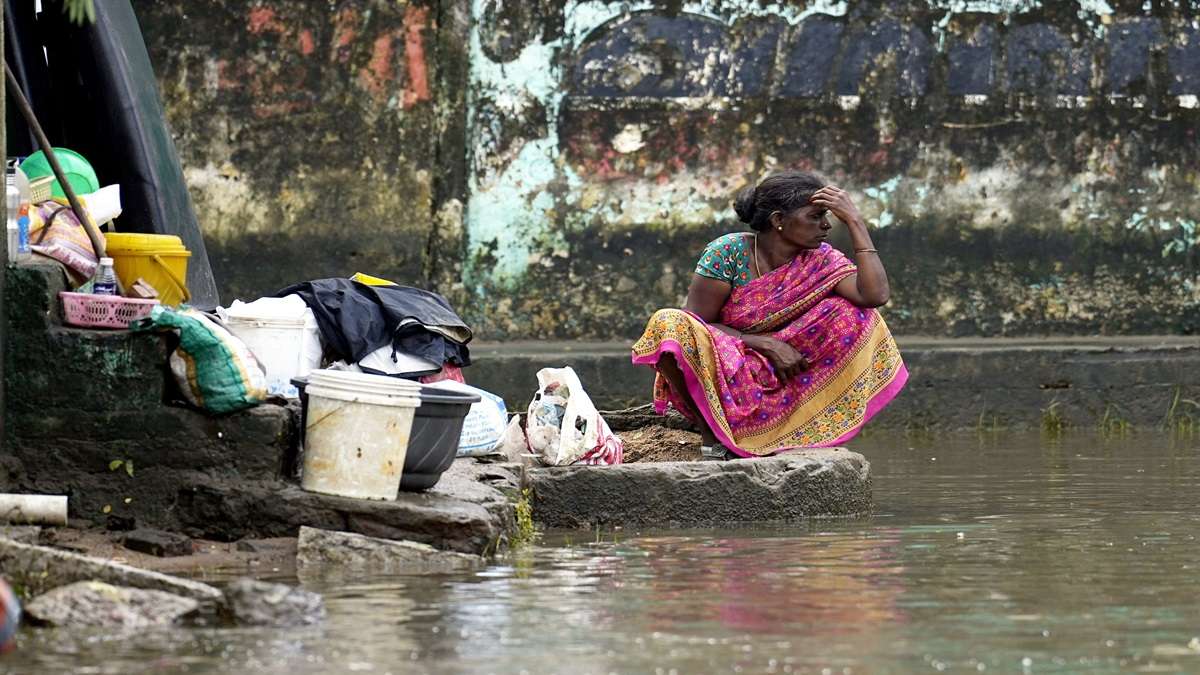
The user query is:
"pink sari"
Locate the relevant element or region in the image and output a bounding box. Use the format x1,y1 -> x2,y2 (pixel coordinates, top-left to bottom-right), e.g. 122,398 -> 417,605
631,243 -> 907,457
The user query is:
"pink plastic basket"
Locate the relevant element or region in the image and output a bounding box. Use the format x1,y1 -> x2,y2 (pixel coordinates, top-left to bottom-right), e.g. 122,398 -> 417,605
59,292 -> 160,329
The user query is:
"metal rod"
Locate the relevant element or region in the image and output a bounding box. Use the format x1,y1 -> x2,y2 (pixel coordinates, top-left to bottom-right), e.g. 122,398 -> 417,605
4,61 -> 105,258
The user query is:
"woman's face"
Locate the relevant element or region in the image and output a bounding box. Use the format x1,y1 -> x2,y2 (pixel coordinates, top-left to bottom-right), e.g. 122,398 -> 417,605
774,203 -> 832,249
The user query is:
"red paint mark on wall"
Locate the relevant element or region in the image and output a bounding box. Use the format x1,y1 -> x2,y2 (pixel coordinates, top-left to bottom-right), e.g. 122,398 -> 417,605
331,8 -> 358,64
248,5 -> 283,35
298,29 -> 315,56
402,5 -> 431,108
359,31 -> 398,99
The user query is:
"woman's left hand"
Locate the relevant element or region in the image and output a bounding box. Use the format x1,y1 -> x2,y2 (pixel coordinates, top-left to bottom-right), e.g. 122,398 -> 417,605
810,185 -> 863,227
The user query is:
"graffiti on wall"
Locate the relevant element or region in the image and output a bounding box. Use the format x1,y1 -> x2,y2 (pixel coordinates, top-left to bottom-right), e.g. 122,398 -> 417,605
467,1 -> 1200,302
568,12 -> 1199,100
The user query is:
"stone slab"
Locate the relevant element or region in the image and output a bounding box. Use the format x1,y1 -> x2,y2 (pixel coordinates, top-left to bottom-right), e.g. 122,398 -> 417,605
296,526 -> 483,575
26,581 -> 199,627
0,537 -> 223,605
123,529 -> 194,557
174,460 -> 520,555
530,449 -> 872,529
0,526 -> 41,545
222,579 -> 324,627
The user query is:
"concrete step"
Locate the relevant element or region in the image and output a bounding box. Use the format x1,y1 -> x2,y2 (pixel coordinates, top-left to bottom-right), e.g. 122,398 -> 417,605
469,336 -> 1200,430
5,261 -> 168,413
172,460 -> 520,555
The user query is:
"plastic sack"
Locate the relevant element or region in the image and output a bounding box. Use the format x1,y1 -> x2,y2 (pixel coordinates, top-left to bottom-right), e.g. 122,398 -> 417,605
27,202 -> 103,283
426,380 -> 508,456
134,305 -> 267,414
525,367 -> 623,466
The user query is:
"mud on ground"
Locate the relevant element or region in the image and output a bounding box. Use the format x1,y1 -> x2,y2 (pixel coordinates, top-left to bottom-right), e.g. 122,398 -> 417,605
619,425 -> 702,463
37,528 -> 297,581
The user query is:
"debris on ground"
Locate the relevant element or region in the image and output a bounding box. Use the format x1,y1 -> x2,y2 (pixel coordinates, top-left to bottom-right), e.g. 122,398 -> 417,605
619,425 -> 702,463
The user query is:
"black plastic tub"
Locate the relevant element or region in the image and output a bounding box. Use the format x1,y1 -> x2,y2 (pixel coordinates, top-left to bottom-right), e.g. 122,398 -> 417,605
291,376 -> 479,492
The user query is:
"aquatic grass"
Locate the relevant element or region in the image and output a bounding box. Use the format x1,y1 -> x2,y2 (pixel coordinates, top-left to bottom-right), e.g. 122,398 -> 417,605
975,409 -> 1003,435
1161,387 -> 1199,438
511,488 -> 538,548
1041,401 -> 1066,436
1098,405 -> 1132,438
591,526 -> 620,546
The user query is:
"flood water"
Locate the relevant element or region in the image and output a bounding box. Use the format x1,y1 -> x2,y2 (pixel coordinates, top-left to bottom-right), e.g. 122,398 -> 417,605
8,431 -> 1200,674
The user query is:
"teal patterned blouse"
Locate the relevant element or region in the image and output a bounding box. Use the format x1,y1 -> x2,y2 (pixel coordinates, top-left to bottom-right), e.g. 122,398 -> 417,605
694,232 -> 755,288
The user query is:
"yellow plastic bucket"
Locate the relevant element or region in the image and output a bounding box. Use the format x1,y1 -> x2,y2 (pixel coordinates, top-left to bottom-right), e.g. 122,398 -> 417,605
103,233 -> 192,306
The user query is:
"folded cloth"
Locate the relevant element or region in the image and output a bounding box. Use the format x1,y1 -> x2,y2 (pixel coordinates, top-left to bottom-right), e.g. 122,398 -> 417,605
275,278 -> 472,367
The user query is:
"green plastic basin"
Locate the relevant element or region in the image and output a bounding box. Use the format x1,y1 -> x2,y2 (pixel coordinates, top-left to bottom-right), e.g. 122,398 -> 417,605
18,148 -> 100,199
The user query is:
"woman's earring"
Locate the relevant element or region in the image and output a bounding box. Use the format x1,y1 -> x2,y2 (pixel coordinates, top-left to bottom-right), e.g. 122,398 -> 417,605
777,226 -> 783,231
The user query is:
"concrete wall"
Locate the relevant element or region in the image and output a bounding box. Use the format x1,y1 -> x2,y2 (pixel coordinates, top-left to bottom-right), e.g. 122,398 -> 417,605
134,0 -> 471,305
138,1 -> 1200,339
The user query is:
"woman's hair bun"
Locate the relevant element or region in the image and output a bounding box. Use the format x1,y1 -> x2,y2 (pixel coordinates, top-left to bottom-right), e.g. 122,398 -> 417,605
733,186 -> 757,224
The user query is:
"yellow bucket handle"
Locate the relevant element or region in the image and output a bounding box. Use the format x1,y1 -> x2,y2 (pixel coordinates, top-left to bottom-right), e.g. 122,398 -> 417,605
152,253 -> 191,303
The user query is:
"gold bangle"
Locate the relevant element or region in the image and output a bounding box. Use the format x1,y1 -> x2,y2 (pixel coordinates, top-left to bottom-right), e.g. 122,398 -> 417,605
855,248 -> 878,253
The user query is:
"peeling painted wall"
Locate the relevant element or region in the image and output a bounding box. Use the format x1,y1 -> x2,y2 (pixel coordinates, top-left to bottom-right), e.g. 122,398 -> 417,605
135,0 -> 467,303
466,0 -> 1200,338
139,1 -> 1200,339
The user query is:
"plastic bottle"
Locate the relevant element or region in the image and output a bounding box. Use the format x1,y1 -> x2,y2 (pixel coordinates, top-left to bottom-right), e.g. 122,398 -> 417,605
16,204 -> 30,256
93,257 -> 119,295
5,185 -> 18,264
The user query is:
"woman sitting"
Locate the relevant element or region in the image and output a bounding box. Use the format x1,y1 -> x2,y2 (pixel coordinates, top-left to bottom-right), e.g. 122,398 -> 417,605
631,171 -> 908,460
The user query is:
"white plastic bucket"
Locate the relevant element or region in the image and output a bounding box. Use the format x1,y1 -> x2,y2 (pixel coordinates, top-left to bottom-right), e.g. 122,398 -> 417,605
225,315 -> 321,398
300,369 -> 423,500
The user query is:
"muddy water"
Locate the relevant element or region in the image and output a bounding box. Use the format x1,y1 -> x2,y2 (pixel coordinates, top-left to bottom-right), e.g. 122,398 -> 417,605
8,432 -> 1200,674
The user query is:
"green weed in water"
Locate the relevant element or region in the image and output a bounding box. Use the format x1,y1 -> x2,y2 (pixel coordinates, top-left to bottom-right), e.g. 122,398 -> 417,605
1162,387 -> 1199,438
512,488 -> 537,547
1099,405 -> 1132,438
1041,401 -> 1066,435
975,410 -> 1003,435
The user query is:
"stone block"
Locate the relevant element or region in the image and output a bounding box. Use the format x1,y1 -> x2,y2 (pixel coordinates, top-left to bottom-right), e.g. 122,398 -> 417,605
174,461 -> 517,554
0,537 -> 222,605
26,581 -> 199,627
0,526 -> 41,545
222,579 -> 324,627
296,526 -> 483,576
530,450 -> 873,529
123,529 -> 194,557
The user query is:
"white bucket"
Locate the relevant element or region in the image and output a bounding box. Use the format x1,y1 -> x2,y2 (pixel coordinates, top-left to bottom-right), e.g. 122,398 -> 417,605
300,369 -> 423,500
225,315 -> 321,398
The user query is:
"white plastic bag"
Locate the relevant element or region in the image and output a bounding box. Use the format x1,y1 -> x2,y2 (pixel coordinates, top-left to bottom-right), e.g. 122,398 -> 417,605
525,367 -> 623,466
425,380 -> 508,457
357,346 -> 441,377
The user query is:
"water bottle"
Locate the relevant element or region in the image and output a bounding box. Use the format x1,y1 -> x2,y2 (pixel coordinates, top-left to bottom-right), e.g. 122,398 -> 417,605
16,205 -> 30,256
5,185 -> 17,264
93,257 -> 119,295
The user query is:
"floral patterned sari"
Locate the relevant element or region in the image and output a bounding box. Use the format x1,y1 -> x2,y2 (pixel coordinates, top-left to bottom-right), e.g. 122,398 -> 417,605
631,243 -> 907,456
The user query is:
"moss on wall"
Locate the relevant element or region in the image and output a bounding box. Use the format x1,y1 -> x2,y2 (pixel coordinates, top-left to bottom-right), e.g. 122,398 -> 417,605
136,1 -> 1200,338
464,0 -> 1200,338
135,0 -> 454,301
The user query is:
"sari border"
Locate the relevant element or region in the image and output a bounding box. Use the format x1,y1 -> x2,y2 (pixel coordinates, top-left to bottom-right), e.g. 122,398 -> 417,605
822,361 -> 909,447
631,338 -> 750,458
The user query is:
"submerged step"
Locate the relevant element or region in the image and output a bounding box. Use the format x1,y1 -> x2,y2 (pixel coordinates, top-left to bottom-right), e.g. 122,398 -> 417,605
530,449 -> 872,529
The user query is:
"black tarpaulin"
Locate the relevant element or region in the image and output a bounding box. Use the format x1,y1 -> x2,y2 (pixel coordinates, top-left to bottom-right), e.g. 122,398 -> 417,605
4,0 -> 219,308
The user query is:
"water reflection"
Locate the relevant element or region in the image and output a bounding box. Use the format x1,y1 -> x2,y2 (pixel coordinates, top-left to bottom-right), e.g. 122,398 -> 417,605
6,432 -> 1200,674
627,534 -> 907,637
